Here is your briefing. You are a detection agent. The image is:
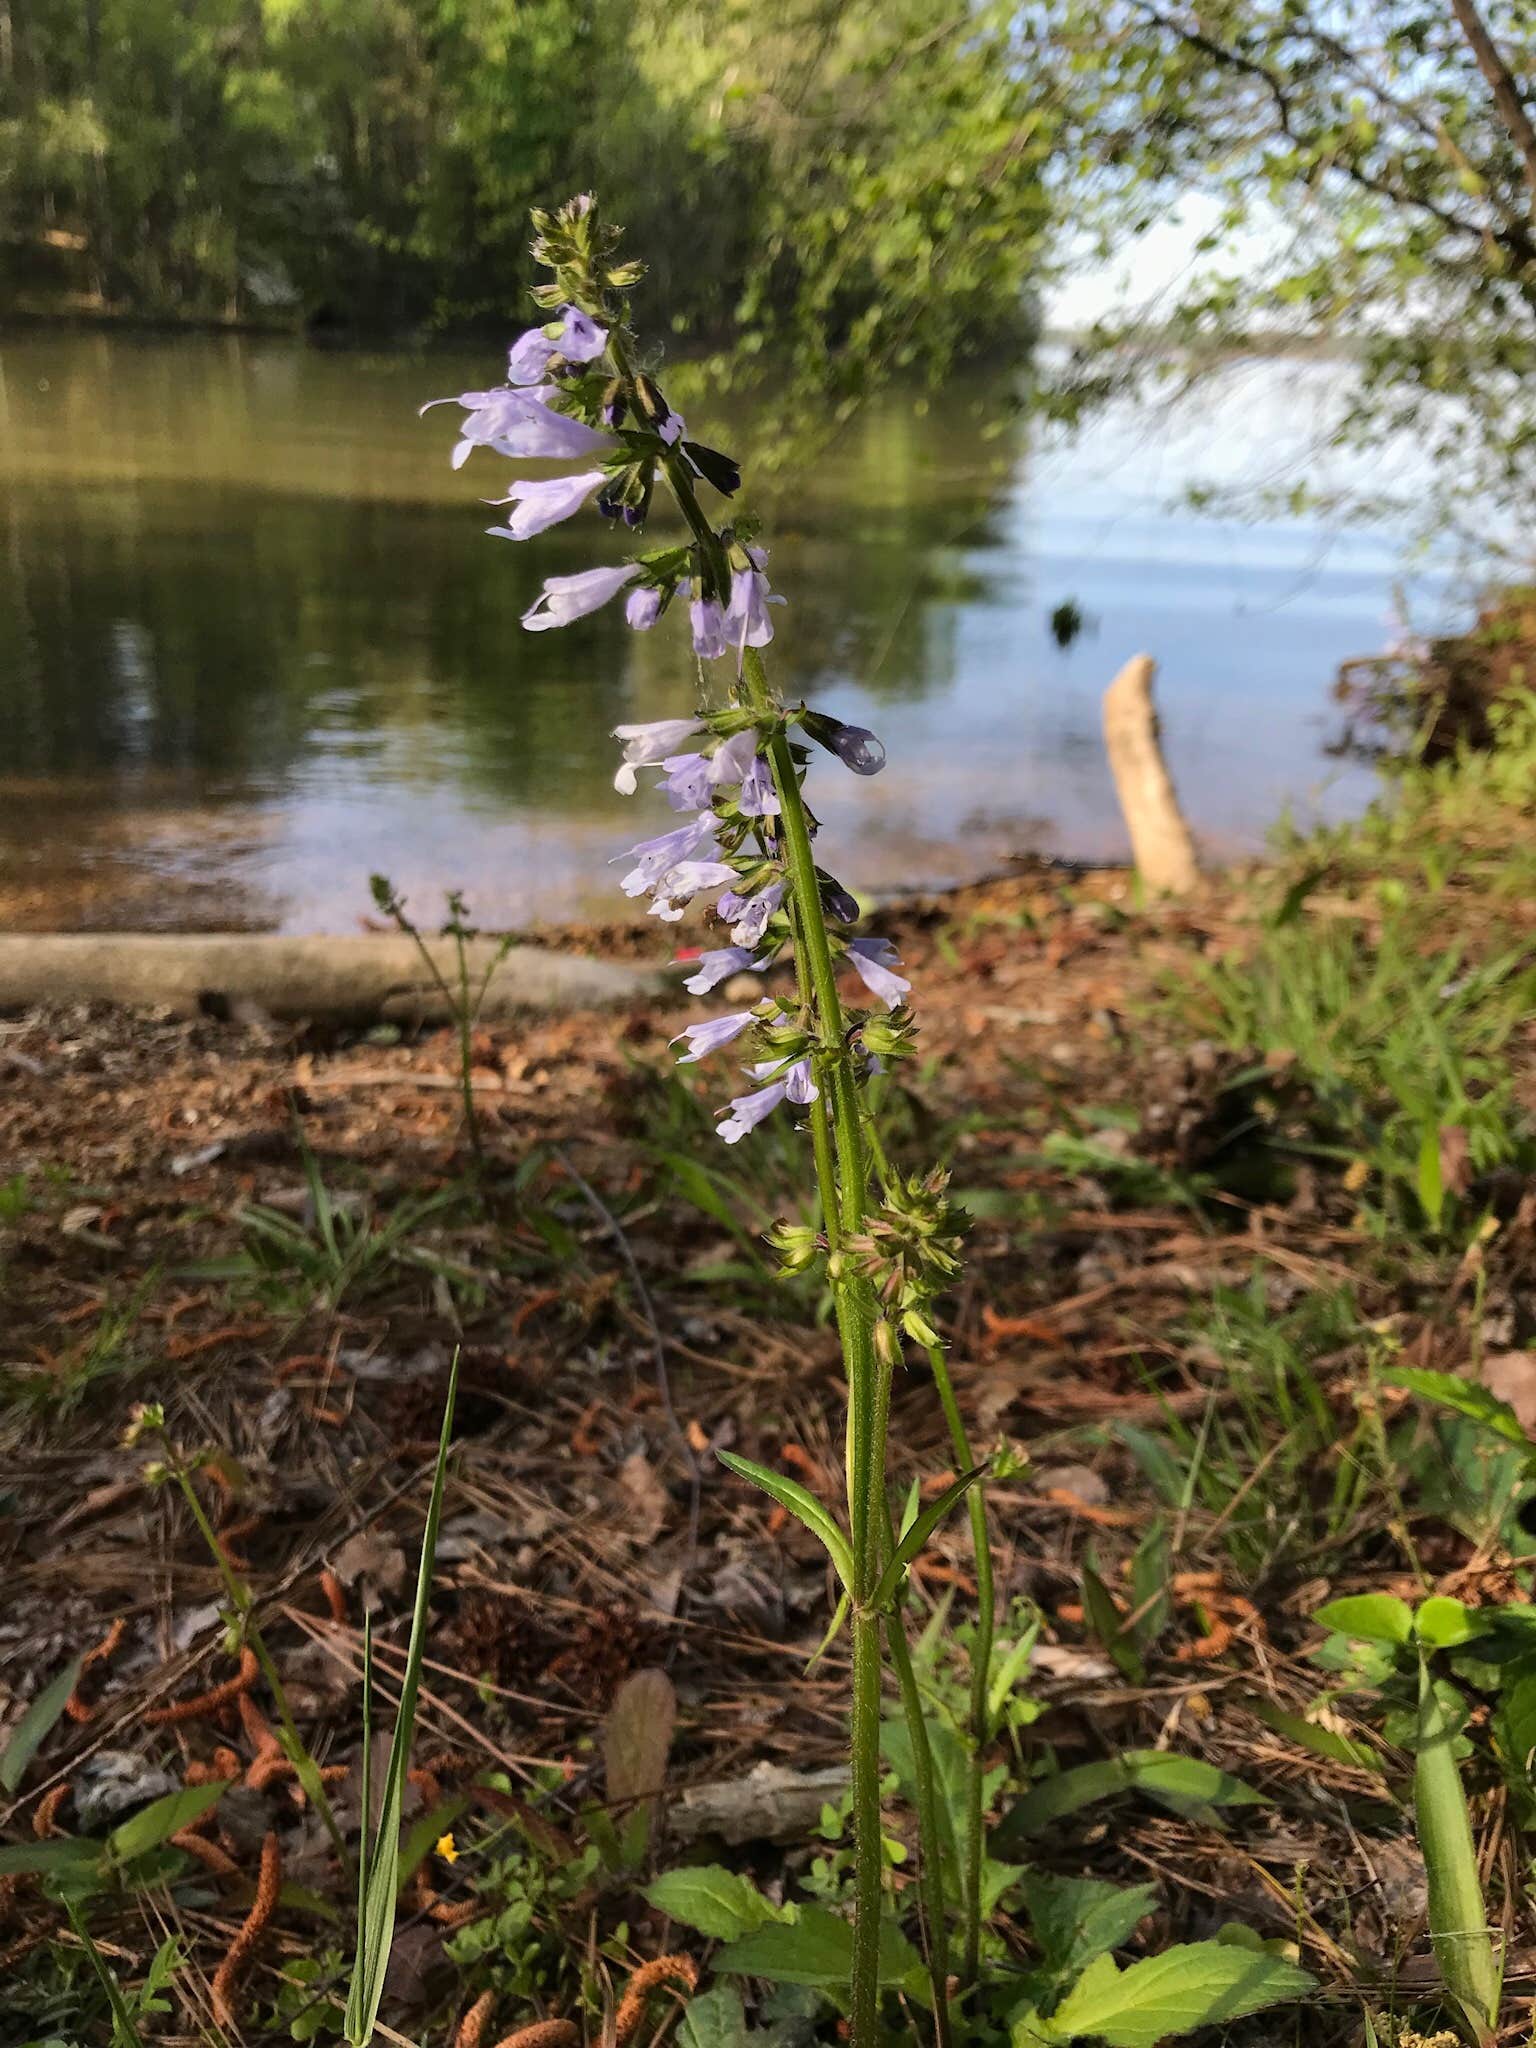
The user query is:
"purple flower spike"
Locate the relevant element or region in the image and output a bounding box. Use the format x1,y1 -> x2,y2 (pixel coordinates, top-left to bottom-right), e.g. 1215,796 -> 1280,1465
522,564 -> 637,633
486,468 -> 605,540
684,947 -> 766,995
624,587 -> 663,633
847,936 -> 911,1009
691,598 -> 730,660
671,1012 -> 756,1063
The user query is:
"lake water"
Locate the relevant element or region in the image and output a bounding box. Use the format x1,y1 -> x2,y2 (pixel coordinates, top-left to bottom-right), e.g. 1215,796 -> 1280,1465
0,332 -> 1448,933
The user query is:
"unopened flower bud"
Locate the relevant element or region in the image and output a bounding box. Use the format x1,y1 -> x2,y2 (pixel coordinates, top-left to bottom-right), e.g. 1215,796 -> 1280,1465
803,711 -> 886,776
874,1317 -> 901,1367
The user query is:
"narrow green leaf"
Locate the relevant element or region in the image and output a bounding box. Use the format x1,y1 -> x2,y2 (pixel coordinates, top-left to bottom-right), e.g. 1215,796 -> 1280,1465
345,1350 -> 459,2046
1245,1698 -> 1383,1773
0,1836 -> 104,1878
1081,1549 -> 1143,1685
870,1464 -> 987,1609
65,1896 -> 146,2048
1383,1367 -> 1532,1452
108,1782 -> 226,1864
1037,1940 -> 1315,2045
999,1751 -> 1263,1845
716,1450 -> 852,1590
804,1590 -> 850,1674
1416,1123 -> 1445,1230
0,1655 -> 85,1795
1313,1593 -> 1414,1645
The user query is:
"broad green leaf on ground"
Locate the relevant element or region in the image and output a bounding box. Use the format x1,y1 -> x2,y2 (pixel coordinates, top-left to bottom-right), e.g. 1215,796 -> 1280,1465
1021,1871 -> 1158,1979
1313,1594 -> 1413,1645
0,1836 -> 104,1879
680,1985 -> 750,2048
1028,1941 -> 1315,2045
1415,1595 -> 1481,1649
0,1655 -> 84,1795
644,1865 -> 790,1942
716,1903 -> 924,1997
1000,1751 -> 1264,1843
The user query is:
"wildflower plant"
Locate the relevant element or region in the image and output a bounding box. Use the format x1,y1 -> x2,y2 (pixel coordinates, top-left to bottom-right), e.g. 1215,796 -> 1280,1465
423,196 -> 1316,2048
424,193 -> 985,2043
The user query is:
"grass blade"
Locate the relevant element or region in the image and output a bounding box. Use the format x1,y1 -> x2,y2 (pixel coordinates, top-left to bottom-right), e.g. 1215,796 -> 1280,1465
345,1350 -> 459,2046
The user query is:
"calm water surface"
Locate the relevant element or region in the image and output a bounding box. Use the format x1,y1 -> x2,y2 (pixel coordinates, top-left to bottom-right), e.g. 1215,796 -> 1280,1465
0,332 -> 1446,931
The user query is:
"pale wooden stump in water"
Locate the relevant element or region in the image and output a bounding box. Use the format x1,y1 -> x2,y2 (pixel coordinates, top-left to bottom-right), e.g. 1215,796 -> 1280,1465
1102,654 -> 1200,896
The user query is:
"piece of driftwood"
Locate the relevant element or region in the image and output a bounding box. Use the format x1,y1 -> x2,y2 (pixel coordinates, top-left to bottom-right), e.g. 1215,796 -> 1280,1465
1101,654 -> 1200,895
0,934 -> 665,1024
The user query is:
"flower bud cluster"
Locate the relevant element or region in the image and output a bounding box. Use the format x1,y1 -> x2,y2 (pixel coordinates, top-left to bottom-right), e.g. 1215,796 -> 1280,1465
842,1168 -> 968,1350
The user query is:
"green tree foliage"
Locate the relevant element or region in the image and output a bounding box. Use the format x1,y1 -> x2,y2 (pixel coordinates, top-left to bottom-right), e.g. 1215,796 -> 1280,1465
0,0 -> 1049,376
1028,0 -> 1536,532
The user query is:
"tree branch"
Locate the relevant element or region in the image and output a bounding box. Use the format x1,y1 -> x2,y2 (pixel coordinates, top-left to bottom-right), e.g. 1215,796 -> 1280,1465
1448,0 -> 1536,211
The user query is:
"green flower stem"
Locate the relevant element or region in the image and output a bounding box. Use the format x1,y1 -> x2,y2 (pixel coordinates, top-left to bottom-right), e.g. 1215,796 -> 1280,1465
927,1341 -> 995,1990
652,402 -> 891,2046
737,643 -> 889,2048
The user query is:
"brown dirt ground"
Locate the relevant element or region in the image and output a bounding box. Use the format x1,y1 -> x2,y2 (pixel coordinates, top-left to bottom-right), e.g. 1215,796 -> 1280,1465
2,868 -> 1533,2033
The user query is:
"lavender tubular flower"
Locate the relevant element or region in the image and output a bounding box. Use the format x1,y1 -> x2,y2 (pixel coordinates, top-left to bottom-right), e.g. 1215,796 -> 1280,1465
613,718 -> 702,793
690,598 -> 730,659
506,306 -> 609,383
684,947 -> 766,995
718,880 -> 784,948
624,586 -> 663,631
803,711 -> 888,776
847,936 -> 911,1009
522,564 -> 637,632
724,553 -> 784,650
616,816 -> 719,895
486,468 -> 606,540
716,1057 -> 817,1144
648,858 -> 735,921
671,1012 -> 756,1063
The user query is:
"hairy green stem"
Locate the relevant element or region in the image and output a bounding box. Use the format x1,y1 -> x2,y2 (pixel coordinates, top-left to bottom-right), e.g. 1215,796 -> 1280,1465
736,643 -> 889,2047
927,1342 -> 995,1989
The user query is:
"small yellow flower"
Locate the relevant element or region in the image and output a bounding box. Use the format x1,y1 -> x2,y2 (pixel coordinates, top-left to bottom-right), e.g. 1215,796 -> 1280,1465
435,1832 -> 459,1865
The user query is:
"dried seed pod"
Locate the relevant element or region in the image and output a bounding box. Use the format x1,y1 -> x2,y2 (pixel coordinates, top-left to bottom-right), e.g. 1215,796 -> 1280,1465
144,1646 -> 259,1727
210,1829 -> 281,2027
614,1955 -> 698,2045
456,1990 -> 496,2048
